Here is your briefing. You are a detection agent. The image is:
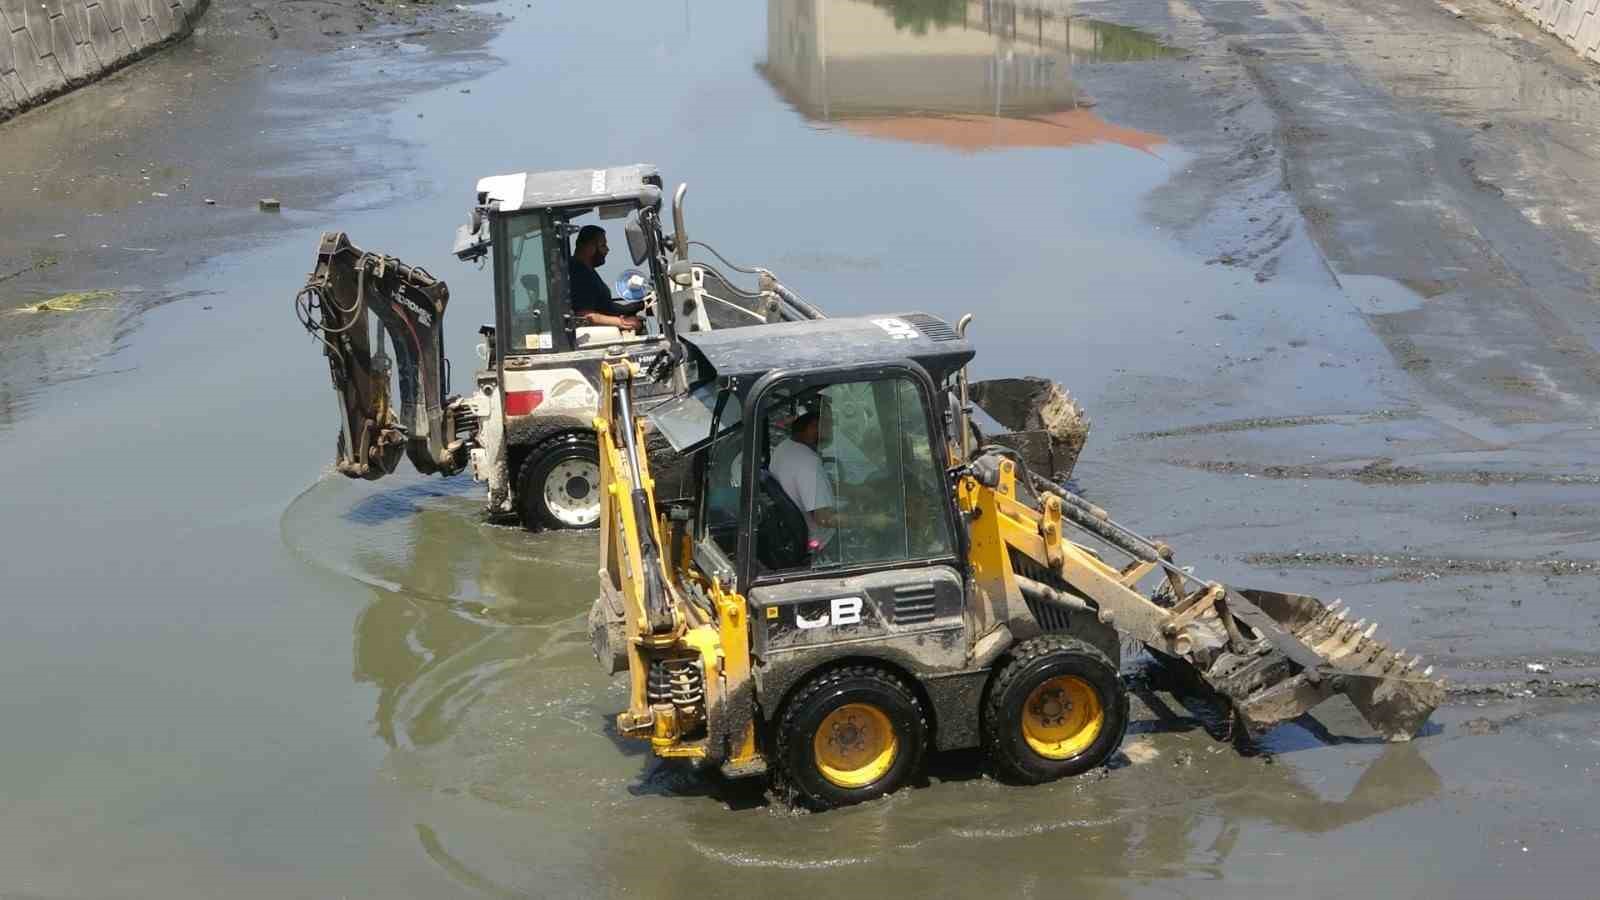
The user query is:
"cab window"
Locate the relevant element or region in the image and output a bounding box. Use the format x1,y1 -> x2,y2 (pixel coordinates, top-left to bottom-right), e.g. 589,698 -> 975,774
701,423 -> 744,561
502,212 -> 553,352
748,374 -> 954,575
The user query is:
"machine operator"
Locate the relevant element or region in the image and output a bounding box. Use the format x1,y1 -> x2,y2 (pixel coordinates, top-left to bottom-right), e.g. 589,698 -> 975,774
770,410 -> 838,553
569,225 -> 645,332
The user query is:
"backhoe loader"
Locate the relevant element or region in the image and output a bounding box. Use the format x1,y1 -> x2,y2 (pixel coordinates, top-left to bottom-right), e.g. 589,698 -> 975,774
588,312 -> 1445,808
293,164 -> 827,531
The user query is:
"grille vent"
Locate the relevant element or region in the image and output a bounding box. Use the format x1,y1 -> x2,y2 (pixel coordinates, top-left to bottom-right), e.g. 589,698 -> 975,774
901,313 -> 959,342
893,583 -> 938,624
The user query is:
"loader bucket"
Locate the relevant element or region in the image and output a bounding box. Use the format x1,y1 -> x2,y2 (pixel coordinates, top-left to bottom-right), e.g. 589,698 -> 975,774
1193,588 -> 1444,741
969,377 -> 1090,479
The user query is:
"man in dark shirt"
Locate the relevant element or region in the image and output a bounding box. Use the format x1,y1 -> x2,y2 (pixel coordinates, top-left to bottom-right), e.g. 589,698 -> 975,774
569,225 -> 644,331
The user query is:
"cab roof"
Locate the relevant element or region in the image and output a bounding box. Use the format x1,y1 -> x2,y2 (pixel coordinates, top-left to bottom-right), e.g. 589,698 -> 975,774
474,164 -> 661,214
681,314 -> 974,387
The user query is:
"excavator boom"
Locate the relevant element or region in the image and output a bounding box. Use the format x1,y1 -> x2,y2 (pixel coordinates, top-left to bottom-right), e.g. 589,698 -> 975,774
294,232 -> 469,480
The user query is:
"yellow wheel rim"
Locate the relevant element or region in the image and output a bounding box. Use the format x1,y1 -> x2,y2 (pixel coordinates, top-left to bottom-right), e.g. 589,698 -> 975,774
1021,675 -> 1104,760
813,703 -> 899,789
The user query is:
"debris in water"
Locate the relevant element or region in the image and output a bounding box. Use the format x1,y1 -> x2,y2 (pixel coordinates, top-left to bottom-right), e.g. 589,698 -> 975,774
1121,739 -> 1159,765
1526,663 -> 1549,674
259,198 -> 282,212
16,290 -> 117,314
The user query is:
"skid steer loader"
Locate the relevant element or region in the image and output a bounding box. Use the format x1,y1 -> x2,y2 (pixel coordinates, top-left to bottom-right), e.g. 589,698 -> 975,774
587,312 -> 1445,809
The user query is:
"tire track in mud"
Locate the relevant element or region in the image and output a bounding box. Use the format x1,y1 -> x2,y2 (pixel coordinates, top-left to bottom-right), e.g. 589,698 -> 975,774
1244,550 -> 1600,578
1170,457 -> 1600,486
1128,408 -> 1415,440
1449,679 -> 1600,702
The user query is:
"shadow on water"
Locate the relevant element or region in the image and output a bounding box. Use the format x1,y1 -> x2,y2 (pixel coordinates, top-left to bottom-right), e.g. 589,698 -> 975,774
341,478 -> 482,526
760,0 -> 1176,155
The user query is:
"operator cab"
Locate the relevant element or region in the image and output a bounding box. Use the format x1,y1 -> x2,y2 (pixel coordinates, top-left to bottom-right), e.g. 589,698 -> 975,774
648,314 -> 976,593
453,164 -> 676,361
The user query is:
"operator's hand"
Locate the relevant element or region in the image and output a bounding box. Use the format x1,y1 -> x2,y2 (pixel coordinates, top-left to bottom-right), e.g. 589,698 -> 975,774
620,315 -> 643,332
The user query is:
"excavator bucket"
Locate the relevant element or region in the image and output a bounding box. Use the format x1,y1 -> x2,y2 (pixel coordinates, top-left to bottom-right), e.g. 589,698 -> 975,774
1189,588 -> 1445,741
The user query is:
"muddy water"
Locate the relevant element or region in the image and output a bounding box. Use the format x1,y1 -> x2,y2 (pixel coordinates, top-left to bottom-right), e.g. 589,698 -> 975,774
3,0 -> 1598,897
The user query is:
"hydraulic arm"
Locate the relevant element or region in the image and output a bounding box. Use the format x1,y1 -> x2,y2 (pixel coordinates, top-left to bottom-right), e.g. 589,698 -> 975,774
294,232 -> 471,480
960,455 -> 1444,740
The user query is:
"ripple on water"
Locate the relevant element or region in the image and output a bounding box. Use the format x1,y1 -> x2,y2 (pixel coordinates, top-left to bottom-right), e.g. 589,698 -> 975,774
280,470 -> 598,624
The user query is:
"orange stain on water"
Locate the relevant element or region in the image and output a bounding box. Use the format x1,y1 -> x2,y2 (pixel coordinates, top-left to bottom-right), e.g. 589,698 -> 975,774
838,109 -> 1167,156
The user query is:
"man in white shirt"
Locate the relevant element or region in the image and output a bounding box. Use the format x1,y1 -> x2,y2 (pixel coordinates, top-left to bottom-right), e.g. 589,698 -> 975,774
769,411 -> 836,552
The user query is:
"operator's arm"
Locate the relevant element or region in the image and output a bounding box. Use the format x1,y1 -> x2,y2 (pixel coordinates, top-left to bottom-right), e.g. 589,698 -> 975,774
580,311 -> 643,331
804,458 -> 837,528
571,262 -> 644,330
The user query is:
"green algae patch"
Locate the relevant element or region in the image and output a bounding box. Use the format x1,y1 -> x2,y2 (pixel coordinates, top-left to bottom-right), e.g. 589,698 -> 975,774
16,290 -> 118,314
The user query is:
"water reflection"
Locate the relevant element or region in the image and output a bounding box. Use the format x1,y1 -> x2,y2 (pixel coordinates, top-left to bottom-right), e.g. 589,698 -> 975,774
337,485 -> 595,749
761,0 -> 1174,153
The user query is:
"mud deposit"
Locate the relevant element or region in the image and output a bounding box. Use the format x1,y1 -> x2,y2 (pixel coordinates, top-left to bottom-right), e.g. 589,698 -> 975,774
3,0 -> 1600,897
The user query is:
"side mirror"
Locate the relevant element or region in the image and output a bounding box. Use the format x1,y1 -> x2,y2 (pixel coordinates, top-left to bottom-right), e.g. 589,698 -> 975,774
453,207 -> 491,261
624,211 -> 650,266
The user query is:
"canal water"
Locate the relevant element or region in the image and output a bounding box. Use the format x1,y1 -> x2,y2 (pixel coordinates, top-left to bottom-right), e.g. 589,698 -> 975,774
1,2 -> 1535,898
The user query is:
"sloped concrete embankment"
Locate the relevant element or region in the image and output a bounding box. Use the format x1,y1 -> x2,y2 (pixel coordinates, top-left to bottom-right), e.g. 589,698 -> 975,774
1499,0 -> 1600,63
0,0 -> 207,123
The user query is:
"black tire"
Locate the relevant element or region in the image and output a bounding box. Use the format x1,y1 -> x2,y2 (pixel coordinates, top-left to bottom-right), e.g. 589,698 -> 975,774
983,635 -> 1128,785
516,433 -> 602,531
774,665 -> 927,810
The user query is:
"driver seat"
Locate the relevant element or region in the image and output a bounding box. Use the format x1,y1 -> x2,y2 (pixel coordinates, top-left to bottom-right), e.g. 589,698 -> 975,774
754,469 -> 811,571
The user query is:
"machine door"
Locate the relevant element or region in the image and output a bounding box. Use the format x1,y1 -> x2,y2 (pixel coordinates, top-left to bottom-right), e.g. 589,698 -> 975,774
734,368 -> 962,587
731,366 -> 972,682
492,209 -> 568,356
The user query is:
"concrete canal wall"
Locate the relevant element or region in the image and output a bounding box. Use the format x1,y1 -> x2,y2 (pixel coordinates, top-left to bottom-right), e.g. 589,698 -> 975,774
1498,0 -> 1600,64
0,0 -> 208,123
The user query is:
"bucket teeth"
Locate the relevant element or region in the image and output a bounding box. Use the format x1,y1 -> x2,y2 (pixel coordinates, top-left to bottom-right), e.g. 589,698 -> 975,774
1299,617 -> 1333,642
1207,588 -> 1442,740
